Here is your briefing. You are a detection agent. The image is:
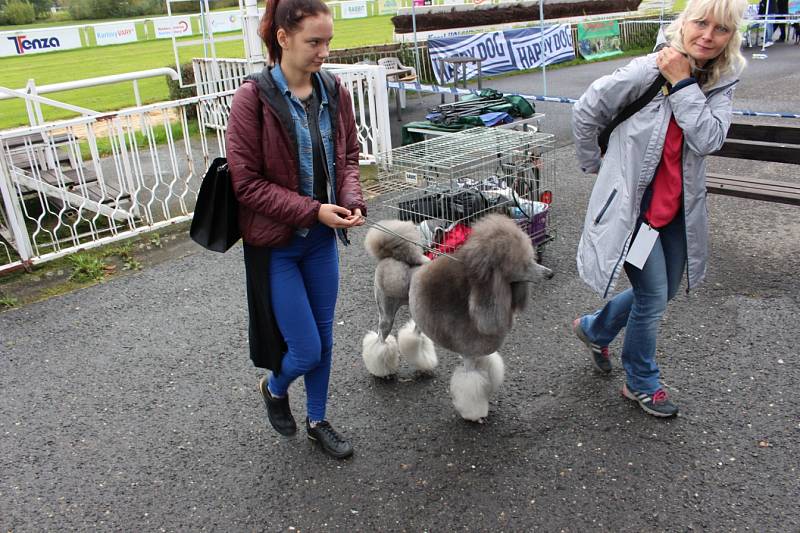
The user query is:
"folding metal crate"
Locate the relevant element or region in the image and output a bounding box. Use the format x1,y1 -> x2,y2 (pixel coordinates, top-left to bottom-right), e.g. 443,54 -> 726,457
373,127 -> 556,258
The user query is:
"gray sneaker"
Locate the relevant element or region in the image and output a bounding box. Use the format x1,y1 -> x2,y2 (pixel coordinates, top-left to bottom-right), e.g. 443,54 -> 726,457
573,318 -> 612,373
622,384 -> 679,418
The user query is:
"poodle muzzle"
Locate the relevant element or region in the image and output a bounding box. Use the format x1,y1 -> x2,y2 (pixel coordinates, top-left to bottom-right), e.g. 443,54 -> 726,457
519,259 -> 554,282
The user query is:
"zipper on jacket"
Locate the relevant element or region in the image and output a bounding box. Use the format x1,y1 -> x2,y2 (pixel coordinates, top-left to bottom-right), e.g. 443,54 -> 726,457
603,231 -> 631,299
594,188 -> 618,224
316,104 -> 350,246
681,139 -> 691,294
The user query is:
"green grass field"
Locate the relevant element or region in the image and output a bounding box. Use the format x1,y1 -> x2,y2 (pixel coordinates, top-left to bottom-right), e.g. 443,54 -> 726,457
0,15 -> 395,129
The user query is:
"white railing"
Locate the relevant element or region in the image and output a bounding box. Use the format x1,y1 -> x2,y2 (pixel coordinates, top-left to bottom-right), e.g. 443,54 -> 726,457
0,68 -> 181,128
0,60 -> 393,272
0,91 -> 231,273
192,59 -> 393,164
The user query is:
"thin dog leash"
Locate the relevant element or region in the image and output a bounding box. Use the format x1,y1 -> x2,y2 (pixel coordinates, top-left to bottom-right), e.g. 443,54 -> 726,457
360,218 -> 463,262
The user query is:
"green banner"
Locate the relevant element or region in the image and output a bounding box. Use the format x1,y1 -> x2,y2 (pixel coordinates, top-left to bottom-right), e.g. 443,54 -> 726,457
577,21 -> 623,61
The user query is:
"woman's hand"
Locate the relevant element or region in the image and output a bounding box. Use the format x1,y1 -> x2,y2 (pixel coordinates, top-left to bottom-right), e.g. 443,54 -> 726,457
318,204 -> 364,229
344,208 -> 366,227
656,46 -> 692,85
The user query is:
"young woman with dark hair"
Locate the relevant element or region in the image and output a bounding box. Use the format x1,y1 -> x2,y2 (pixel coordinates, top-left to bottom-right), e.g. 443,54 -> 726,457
226,0 -> 366,459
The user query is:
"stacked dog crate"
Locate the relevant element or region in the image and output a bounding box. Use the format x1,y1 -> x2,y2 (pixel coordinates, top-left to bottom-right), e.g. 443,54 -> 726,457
374,127 -> 556,258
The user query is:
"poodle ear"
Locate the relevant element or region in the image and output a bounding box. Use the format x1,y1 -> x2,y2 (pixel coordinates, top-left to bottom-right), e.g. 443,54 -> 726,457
468,270 -> 512,336
510,281 -> 529,312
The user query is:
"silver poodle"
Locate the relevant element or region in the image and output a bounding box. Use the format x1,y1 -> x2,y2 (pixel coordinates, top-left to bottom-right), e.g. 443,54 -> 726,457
362,214 -> 553,422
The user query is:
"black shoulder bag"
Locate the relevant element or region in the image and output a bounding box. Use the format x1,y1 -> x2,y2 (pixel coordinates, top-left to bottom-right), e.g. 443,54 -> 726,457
190,157 -> 241,252
597,74 -> 666,155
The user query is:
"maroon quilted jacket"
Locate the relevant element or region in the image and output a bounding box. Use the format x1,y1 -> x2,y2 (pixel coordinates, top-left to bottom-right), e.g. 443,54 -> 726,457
225,68 -> 367,247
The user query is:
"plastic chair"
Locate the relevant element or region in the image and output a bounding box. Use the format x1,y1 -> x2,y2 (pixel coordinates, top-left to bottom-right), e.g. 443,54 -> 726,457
378,57 -> 417,109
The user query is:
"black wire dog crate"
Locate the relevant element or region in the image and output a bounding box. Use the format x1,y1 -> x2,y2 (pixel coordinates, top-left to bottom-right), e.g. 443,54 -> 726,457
375,127 -> 556,258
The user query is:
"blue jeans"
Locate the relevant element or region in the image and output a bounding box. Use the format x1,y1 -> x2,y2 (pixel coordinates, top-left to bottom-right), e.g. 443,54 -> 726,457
765,23 -> 775,43
579,215 -> 686,394
267,223 -> 339,422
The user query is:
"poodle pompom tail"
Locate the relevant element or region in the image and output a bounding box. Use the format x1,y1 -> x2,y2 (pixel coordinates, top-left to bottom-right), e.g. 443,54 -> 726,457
362,331 -> 400,377
364,220 -> 427,265
450,365 -> 490,422
398,320 -> 438,373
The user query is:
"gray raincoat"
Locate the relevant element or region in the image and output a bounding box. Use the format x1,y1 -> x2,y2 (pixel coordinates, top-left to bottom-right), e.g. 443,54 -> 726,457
572,53 -> 739,298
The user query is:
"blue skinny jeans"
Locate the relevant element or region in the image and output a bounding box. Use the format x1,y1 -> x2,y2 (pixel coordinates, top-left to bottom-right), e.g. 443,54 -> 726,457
579,215 -> 687,394
267,223 -> 339,422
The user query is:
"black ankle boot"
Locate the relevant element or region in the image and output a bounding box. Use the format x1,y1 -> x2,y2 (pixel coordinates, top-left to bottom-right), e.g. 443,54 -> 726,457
258,377 -> 296,436
306,419 -> 353,459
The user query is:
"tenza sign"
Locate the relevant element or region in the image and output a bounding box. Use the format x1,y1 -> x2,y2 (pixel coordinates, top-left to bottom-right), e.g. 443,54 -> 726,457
1,27 -> 82,56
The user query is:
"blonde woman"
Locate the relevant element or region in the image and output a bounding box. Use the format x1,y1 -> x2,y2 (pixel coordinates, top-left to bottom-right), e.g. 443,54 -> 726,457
571,0 -> 748,417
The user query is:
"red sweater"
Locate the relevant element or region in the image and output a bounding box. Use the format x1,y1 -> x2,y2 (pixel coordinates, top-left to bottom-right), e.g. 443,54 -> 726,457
645,116 -> 684,229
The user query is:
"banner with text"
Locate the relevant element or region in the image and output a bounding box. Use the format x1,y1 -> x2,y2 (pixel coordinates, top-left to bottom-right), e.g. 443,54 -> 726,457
0,27 -> 82,57
577,21 -> 622,61
94,21 -> 138,46
205,12 -> 242,33
341,0 -> 369,18
428,25 -> 574,84
153,16 -> 193,39
379,0 -> 399,15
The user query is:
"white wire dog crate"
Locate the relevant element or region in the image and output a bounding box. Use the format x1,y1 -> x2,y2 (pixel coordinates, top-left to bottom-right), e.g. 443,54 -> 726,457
374,127 -> 556,258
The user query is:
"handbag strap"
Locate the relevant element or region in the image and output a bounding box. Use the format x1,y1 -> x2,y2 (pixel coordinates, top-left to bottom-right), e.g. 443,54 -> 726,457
597,73 -> 666,155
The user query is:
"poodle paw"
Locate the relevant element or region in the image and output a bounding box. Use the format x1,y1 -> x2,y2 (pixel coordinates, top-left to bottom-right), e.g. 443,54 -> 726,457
398,320 -> 438,373
362,331 -> 400,378
477,352 -> 505,394
450,364 -> 491,422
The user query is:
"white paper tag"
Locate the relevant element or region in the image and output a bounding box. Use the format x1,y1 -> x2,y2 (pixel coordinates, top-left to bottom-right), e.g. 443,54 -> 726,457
625,223 -> 659,270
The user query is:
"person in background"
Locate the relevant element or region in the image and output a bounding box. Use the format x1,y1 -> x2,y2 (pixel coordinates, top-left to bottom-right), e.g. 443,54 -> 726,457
226,0 -> 366,458
758,0 -> 778,46
775,0 -> 788,42
571,0 -> 748,417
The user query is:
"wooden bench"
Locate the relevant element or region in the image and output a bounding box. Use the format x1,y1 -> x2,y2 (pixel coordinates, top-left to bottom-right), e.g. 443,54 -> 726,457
707,123 -> 800,206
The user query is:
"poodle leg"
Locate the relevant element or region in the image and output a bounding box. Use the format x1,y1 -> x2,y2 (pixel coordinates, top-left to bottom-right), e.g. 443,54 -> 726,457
449,358 -> 491,422
476,352 -> 505,394
397,320 -> 438,373
377,292 -> 401,342
362,331 -> 399,378
362,293 -> 402,378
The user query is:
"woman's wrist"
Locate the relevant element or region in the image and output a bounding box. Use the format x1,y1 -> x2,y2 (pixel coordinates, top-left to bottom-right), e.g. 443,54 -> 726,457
669,77 -> 697,94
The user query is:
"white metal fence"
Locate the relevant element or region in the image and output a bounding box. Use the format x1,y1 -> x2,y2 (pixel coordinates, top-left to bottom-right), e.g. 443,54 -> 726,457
193,59 -> 392,164
0,92 -> 231,273
0,62 -> 392,272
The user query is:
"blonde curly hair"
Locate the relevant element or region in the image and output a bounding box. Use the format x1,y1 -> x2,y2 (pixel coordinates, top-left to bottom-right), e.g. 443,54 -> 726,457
664,0 -> 748,87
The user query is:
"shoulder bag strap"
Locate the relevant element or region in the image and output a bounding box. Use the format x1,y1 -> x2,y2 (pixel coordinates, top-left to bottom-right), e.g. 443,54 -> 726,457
598,73 -> 667,155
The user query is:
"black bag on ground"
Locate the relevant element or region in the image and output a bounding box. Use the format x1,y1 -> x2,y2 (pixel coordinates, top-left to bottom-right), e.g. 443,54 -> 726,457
190,157 -> 241,252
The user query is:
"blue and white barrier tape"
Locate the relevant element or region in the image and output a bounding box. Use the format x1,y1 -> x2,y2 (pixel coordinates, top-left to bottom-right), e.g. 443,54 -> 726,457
388,80 -> 800,120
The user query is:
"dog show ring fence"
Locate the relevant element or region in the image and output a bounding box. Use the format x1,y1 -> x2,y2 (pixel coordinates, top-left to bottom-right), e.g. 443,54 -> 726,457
370,127 -> 556,259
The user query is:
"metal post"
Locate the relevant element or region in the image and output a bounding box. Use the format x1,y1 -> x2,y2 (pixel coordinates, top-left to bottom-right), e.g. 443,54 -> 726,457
24,80 -> 37,127
411,1 -> 422,89
133,79 -> 142,107
0,154 -> 35,263
243,0 -> 266,70
538,0 -> 547,96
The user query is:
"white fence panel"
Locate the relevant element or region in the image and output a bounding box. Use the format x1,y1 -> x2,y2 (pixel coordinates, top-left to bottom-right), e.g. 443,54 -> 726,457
0,92 -> 232,272
192,58 -> 393,163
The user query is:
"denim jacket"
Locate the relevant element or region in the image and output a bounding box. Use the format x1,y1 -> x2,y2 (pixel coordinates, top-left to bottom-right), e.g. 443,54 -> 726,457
270,65 -> 335,212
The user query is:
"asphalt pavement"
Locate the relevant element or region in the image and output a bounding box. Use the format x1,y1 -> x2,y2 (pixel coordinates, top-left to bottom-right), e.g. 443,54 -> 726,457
1,43 -> 799,531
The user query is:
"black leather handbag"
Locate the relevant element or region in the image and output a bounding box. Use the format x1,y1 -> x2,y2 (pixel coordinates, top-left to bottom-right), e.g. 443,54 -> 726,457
190,157 -> 241,252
